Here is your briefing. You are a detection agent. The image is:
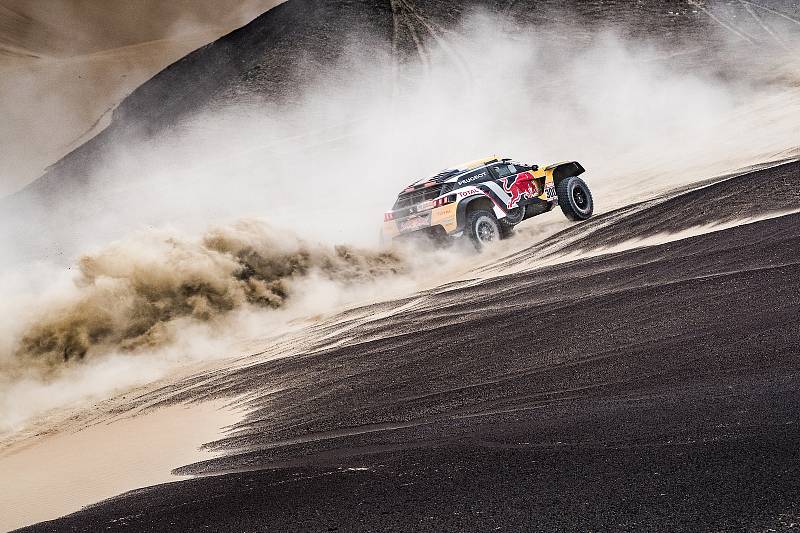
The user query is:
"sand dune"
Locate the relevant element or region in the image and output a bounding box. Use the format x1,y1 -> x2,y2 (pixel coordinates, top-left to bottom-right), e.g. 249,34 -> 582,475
0,0 -> 283,197
0,0 -> 286,56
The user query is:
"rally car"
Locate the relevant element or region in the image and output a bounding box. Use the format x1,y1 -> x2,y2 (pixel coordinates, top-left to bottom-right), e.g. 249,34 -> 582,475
382,155 -> 593,249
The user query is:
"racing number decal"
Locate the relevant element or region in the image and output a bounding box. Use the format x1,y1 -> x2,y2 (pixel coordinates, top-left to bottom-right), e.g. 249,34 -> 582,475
545,183 -> 557,201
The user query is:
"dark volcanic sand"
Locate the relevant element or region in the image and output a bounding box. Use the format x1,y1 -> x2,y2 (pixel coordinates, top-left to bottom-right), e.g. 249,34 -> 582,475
18,160 -> 800,532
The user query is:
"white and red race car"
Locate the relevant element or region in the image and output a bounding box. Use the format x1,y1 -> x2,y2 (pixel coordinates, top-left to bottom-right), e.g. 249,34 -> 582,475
382,155 -> 593,249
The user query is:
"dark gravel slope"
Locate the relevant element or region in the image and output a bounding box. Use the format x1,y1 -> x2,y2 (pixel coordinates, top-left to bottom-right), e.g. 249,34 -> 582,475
18,162 -> 800,532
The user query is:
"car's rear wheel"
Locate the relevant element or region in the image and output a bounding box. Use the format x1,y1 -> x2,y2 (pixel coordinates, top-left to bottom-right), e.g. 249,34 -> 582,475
466,209 -> 502,250
557,176 -> 593,221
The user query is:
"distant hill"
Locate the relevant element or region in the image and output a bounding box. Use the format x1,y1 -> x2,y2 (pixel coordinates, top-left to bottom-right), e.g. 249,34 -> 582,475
1,0 -> 707,200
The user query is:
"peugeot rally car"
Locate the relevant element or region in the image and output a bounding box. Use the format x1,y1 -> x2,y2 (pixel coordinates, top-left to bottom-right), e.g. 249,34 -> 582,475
382,155 -> 593,249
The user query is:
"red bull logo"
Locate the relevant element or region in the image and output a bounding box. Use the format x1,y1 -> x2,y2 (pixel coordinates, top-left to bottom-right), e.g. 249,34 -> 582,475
502,172 -> 538,209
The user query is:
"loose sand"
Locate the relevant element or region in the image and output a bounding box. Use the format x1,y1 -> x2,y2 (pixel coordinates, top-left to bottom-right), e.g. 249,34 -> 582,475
0,400 -> 240,531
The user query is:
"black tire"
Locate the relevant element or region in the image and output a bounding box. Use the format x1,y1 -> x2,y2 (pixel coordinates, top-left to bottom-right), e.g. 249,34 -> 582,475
499,205 -> 526,227
557,176 -> 593,221
466,209 -> 502,250
498,206 -> 524,238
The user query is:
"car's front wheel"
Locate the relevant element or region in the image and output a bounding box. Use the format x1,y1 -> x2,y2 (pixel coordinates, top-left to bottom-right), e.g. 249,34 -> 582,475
466,209 -> 502,250
557,176 -> 593,221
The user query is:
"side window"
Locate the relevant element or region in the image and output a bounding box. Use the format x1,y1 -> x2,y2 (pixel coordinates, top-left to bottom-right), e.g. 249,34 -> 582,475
492,164 -> 517,179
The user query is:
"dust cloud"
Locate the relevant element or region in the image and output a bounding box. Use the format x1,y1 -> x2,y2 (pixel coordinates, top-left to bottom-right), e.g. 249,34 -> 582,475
8,219 -> 403,372
12,11 -> 795,257
1,9 -> 799,432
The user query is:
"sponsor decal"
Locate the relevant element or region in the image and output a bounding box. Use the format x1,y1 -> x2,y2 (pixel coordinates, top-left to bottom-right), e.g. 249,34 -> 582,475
457,188 -> 480,198
502,172 -> 539,209
544,183 -> 557,200
431,203 -> 457,231
456,171 -> 487,187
